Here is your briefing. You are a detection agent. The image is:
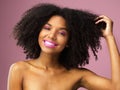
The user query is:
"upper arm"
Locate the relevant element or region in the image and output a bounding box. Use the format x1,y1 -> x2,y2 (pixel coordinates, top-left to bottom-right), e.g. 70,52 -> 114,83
80,69 -> 115,90
7,62 -> 24,90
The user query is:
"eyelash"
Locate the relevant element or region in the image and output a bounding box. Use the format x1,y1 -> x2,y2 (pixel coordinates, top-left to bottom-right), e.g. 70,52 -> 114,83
58,31 -> 66,36
43,26 -> 66,36
43,27 -> 51,30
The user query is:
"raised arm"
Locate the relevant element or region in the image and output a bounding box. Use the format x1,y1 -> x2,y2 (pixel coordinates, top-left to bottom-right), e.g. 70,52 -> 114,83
80,15 -> 120,90
96,15 -> 120,89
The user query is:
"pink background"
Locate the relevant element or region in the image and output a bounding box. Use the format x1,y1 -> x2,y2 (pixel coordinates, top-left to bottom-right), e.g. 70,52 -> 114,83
0,0 -> 120,90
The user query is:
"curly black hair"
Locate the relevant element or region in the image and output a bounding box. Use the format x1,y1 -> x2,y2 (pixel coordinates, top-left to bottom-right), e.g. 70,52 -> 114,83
13,3 -> 105,69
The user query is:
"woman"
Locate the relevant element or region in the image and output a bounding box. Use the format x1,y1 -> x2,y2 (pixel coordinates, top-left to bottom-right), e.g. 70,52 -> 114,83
8,3 -> 120,90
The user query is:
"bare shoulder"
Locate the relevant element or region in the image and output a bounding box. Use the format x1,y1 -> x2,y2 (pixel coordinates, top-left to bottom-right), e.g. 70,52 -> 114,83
70,67 -> 96,76
71,67 -> 98,82
9,60 -> 31,73
71,68 -> 113,89
68,68 -> 96,82
8,60 -> 34,90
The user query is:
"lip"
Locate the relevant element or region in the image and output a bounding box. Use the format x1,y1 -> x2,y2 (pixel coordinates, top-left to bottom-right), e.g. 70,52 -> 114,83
43,40 -> 58,48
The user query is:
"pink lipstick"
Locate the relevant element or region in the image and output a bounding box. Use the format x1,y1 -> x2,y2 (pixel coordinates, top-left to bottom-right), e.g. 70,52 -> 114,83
44,40 -> 58,48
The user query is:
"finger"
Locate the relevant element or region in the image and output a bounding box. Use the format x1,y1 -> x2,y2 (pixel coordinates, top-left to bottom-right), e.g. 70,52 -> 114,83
94,16 -> 102,21
95,15 -> 104,19
95,15 -> 109,21
95,18 -> 106,24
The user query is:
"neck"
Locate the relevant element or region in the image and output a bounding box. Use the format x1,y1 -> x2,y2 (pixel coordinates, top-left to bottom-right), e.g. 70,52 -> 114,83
36,52 -> 61,69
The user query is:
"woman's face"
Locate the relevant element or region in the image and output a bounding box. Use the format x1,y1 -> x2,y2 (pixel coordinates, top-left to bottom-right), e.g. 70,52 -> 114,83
38,15 -> 69,55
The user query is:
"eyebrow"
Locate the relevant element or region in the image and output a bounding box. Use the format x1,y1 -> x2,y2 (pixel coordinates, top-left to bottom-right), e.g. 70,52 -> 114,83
45,23 -> 67,31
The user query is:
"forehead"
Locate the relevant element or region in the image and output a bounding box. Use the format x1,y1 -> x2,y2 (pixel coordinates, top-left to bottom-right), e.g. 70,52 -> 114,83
47,15 -> 67,27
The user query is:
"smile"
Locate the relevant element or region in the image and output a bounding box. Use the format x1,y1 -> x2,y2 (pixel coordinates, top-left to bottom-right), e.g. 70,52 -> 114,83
44,40 -> 58,48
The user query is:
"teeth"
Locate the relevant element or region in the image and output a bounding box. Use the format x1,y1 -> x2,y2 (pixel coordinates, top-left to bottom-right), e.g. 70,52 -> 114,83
44,40 -> 57,48
45,41 -> 55,46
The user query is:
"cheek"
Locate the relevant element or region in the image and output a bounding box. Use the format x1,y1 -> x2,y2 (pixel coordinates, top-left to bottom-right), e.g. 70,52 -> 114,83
38,36 -> 41,47
38,32 -> 43,46
39,30 -> 45,37
38,30 -> 46,41
58,37 -> 68,46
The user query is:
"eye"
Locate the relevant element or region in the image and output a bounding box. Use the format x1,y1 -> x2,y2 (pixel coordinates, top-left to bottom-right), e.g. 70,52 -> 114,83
43,26 -> 51,30
58,31 -> 66,36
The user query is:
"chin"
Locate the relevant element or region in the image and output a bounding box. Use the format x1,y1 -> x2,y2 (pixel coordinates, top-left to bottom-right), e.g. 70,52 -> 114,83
41,48 -> 65,56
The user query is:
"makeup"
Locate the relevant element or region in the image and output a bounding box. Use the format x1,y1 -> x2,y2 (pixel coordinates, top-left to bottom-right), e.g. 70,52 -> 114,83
44,40 -> 58,48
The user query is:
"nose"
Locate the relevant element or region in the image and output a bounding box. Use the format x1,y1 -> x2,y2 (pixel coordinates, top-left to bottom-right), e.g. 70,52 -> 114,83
47,30 -> 57,40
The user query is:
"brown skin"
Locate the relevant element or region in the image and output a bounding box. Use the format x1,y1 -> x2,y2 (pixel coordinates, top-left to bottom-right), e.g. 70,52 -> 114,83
8,15 -> 120,90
